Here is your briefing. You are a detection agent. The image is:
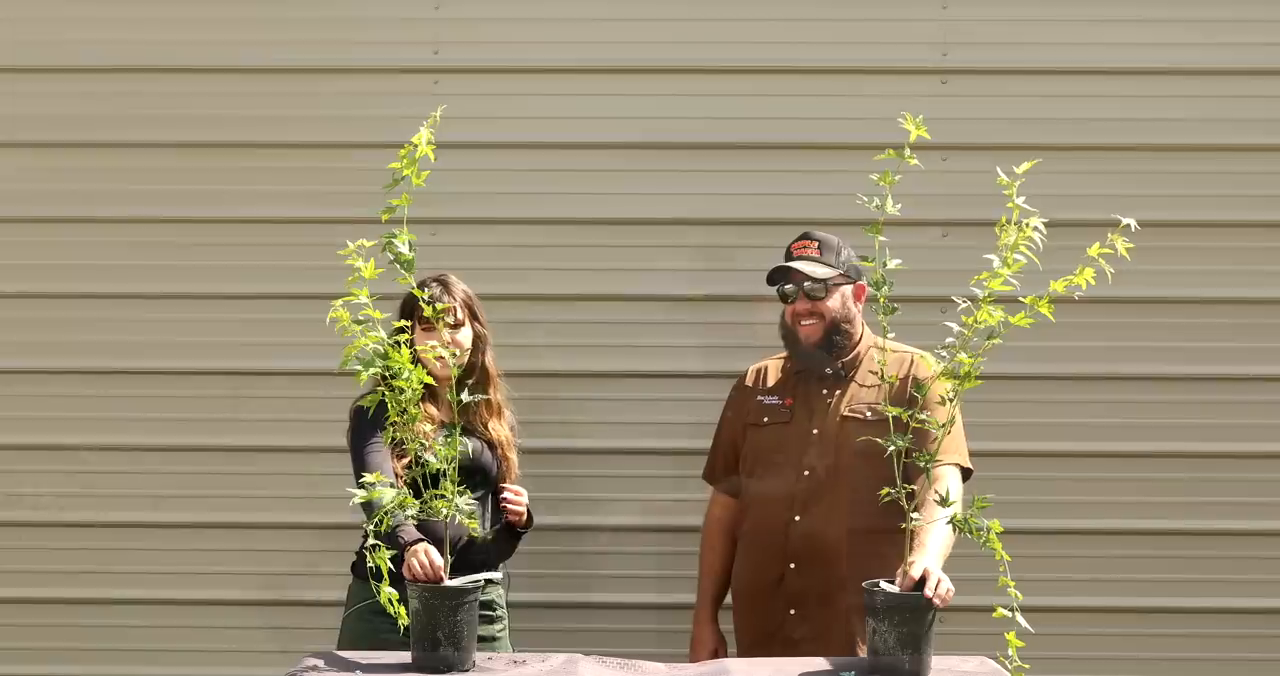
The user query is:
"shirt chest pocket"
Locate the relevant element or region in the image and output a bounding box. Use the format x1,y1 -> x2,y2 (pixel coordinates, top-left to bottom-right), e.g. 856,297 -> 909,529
837,402 -> 899,490
839,402 -> 895,453
740,406 -> 794,479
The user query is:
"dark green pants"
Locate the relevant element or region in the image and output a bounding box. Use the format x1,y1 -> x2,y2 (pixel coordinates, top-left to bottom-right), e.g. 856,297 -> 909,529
335,576 -> 513,652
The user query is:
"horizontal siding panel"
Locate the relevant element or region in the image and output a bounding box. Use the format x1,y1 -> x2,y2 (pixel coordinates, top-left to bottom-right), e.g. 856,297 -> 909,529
10,452 -> 1276,524
0,493 -> 1101,523
3,549 -> 1277,615
0,464 -> 352,493
2,373 -> 1277,450
7,72 -> 1280,146
3,1 -> 1277,68
2,222 -> 1275,300
2,483 -> 1276,529
4,148 -> 1280,223
526,451 -> 1280,476
0,489 -> 345,519
0,568 -> 352,598
502,495 -> 1267,523
5,525 -> 1278,580
3,296 -> 1277,376
2,493 -> 1269,526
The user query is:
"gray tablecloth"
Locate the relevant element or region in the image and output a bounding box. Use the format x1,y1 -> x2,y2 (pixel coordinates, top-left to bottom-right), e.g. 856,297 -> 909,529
287,652 -> 1008,676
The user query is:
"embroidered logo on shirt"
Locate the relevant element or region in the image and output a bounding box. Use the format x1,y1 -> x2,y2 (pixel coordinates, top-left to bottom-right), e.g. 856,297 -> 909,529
756,394 -> 794,411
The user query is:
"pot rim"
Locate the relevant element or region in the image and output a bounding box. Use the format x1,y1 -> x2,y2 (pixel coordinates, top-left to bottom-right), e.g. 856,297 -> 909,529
406,578 -> 487,590
861,576 -> 926,597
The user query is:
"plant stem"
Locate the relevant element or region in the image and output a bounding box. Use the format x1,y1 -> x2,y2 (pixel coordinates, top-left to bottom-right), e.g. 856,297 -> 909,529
859,118 -> 923,569
444,357 -> 465,580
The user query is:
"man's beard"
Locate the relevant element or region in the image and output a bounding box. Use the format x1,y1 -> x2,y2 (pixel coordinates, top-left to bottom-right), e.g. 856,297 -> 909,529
778,304 -> 860,372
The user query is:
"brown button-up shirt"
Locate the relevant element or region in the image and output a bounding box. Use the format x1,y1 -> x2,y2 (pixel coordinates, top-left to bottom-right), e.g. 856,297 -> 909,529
700,326 -> 974,658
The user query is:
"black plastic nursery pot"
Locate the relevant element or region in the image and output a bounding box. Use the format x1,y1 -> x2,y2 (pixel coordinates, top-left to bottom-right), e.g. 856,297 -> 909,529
406,579 -> 484,673
862,578 -> 938,676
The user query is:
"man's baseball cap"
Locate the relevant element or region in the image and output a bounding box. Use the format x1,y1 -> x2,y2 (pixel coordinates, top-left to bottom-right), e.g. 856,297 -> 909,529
765,230 -> 863,286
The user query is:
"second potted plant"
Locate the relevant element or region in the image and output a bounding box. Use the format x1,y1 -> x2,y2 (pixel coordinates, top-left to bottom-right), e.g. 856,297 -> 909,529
854,114 -> 1141,676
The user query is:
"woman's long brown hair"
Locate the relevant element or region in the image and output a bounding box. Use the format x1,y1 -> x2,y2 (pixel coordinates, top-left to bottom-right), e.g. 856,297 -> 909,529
382,273 -> 520,485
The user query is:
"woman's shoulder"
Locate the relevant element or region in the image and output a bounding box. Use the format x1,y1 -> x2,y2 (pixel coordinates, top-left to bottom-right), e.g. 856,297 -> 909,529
347,394 -> 390,432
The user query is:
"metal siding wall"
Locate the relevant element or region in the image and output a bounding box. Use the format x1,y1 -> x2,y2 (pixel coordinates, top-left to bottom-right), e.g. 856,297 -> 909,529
2,2 -> 1279,675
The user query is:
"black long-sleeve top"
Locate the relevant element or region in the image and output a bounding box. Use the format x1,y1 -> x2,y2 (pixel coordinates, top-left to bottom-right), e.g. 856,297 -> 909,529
346,399 -> 532,585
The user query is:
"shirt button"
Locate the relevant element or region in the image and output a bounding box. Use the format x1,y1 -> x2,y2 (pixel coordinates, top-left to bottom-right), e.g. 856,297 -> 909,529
789,563 -> 796,569
822,389 -> 828,395
789,608 -> 796,615
803,470 -> 810,476
762,417 -> 768,422
794,515 -> 801,521
812,429 -> 818,434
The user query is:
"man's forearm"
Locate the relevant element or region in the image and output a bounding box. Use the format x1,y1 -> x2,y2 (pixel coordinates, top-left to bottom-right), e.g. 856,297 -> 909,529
910,464 -> 963,565
911,509 -> 956,566
693,489 -> 739,623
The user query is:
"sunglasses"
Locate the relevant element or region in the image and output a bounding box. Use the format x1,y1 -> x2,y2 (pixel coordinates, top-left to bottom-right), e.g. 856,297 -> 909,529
775,279 -> 857,304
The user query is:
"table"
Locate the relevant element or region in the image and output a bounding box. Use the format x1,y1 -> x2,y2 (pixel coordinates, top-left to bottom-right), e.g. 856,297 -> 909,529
287,652 -> 1008,676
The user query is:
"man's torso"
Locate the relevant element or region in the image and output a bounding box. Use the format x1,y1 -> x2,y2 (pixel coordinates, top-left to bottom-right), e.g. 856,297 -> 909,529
722,333 -> 943,657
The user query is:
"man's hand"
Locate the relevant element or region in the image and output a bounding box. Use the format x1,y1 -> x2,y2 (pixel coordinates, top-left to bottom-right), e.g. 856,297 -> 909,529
895,560 -> 956,608
896,464 -> 963,608
689,618 -> 727,662
402,541 -> 446,584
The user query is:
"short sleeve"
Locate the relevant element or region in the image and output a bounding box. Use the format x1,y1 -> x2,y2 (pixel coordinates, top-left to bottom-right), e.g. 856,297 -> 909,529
906,354 -> 975,484
700,375 -> 751,498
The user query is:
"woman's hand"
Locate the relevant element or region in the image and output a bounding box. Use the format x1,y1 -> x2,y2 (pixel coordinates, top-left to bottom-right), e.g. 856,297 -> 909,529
402,541 -> 446,583
498,483 -> 531,529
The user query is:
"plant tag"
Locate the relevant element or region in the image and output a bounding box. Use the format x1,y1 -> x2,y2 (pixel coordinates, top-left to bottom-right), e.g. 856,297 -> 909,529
878,580 -> 901,593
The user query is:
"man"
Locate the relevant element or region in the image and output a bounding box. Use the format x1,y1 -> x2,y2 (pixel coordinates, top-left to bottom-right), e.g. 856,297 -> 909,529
689,230 -> 974,660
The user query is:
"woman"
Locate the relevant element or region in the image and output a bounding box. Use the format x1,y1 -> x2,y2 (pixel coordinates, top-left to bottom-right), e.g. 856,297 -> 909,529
335,273 -> 532,652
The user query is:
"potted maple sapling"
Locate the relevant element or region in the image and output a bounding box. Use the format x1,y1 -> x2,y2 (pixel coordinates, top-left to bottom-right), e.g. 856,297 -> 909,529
854,114 -> 1142,676
328,106 -> 500,673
